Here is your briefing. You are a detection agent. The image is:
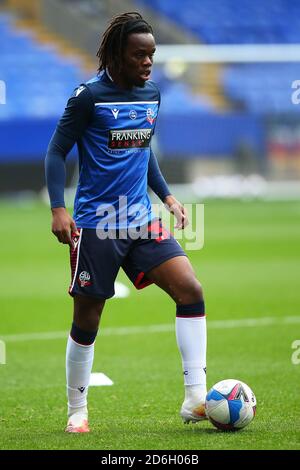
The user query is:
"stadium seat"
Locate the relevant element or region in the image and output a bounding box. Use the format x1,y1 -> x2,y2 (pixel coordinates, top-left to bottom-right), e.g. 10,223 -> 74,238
0,13 -> 86,119
135,0 -> 300,44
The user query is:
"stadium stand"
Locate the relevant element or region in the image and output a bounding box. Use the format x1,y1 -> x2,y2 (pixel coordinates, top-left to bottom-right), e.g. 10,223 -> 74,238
0,12 -> 85,119
222,63 -> 300,113
0,10 -> 214,120
135,0 -> 300,114
135,0 -> 300,44
1,1 -> 299,190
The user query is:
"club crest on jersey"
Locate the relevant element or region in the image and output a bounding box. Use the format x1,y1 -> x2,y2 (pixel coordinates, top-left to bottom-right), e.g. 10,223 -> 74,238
129,110 -> 137,120
78,271 -> 91,287
146,108 -> 156,125
111,108 -> 119,119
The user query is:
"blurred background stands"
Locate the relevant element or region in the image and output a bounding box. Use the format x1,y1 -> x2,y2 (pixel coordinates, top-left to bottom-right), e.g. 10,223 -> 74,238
0,0 -> 300,199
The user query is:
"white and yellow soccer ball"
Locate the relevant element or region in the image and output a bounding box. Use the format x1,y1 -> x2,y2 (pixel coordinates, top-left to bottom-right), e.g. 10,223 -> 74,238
205,379 -> 256,431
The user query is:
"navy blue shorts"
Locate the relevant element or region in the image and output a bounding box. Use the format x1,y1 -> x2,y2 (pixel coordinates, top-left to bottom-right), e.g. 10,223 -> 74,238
69,219 -> 186,299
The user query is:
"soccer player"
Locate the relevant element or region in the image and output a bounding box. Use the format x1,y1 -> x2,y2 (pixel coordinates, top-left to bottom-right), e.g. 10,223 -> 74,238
45,12 -> 207,433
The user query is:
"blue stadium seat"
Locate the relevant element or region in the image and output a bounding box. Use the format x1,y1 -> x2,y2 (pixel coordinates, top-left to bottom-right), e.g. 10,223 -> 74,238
0,13 -> 86,119
134,0 -> 300,44
134,0 -> 300,113
222,63 -> 300,113
0,11 -> 215,119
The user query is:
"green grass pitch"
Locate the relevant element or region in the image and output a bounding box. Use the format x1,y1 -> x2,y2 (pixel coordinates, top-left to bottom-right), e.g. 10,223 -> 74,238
0,199 -> 299,450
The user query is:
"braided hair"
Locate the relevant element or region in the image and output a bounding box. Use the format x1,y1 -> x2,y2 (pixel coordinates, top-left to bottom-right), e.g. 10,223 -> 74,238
96,12 -> 153,76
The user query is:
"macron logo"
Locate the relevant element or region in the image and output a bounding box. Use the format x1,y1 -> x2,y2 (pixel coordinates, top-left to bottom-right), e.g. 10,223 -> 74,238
75,86 -> 85,97
111,108 -> 119,119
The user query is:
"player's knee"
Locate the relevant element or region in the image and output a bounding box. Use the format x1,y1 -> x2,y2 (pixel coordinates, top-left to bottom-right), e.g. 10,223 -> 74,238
186,278 -> 204,303
73,295 -> 105,331
175,279 -> 205,317
175,277 -> 203,304
78,311 -> 101,331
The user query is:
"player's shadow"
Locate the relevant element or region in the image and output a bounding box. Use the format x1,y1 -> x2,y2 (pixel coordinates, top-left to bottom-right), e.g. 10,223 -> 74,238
180,427 -> 218,435
174,426 -> 256,436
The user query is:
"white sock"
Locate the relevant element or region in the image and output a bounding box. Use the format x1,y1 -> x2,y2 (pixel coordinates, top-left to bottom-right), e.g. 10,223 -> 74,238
66,335 -> 95,417
176,316 -> 207,402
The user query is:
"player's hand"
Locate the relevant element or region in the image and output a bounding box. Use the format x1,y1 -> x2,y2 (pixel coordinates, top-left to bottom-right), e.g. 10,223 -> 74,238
164,195 -> 189,230
51,207 -> 79,248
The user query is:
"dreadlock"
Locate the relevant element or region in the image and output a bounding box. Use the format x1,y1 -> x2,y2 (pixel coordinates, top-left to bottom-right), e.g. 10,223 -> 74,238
96,12 -> 153,76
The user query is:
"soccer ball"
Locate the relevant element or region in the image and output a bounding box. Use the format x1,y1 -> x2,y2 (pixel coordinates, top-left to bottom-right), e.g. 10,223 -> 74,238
205,379 -> 256,431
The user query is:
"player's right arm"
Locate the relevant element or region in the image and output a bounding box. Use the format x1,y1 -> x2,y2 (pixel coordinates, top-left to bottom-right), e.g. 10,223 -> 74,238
45,85 -> 94,247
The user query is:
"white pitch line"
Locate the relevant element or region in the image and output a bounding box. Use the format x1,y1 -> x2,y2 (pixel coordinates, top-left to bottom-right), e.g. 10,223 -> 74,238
1,316 -> 300,343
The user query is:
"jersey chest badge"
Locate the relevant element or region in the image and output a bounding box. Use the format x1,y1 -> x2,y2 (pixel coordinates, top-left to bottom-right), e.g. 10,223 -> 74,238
146,108 -> 156,125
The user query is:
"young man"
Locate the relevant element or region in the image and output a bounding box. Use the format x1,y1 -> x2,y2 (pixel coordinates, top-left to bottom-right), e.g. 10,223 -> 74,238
45,12 -> 207,433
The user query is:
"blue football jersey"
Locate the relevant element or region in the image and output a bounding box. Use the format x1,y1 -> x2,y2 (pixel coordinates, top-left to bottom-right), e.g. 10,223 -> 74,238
56,71 -> 160,229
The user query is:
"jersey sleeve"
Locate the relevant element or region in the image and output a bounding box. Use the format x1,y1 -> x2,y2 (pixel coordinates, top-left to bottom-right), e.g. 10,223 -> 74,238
147,148 -> 171,202
45,84 -> 94,208
56,84 -> 94,140
45,131 -> 76,208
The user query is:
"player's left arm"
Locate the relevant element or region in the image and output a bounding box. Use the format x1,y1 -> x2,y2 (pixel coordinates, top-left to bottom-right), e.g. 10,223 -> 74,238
148,148 -> 188,229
